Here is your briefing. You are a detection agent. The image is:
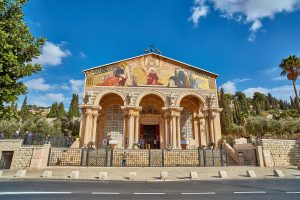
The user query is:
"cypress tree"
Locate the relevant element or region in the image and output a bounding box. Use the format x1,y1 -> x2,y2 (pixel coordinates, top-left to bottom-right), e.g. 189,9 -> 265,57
20,96 -> 29,119
57,102 -> 66,118
68,94 -> 80,118
219,88 -> 233,135
48,102 -> 58,118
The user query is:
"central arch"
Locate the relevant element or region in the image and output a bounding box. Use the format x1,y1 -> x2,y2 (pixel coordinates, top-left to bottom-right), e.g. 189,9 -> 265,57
138,93 -> 165,149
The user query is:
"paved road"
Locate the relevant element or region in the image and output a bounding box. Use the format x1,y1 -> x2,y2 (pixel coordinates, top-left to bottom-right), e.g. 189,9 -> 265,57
0,179 -> 299,200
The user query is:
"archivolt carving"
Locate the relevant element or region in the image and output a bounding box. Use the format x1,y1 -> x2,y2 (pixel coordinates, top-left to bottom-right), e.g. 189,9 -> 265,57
175,91 -> 206,107
92,89 -> 126,106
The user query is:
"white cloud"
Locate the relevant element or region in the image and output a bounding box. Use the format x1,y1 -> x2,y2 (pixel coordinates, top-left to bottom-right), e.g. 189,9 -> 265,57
70,79 -> 84,94
264,67 -> 288,81
232,78 -> 251,83
190,0 -> 300,41
33,41 -> 71,66
188,0 -> 209,27
243,87 -> 269,97
272,76 -> 286,81
44,93 -> 65,102
219,81 -> 237,94
79,51 -> 87,58
243,85 -> 299,100
25,78 -> 51,91
249,19 -> 262,32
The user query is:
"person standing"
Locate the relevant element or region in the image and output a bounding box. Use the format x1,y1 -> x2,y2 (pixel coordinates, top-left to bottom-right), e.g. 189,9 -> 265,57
121,152 -> 127,167
0,132 -> 4,140
15,130 -> 20,138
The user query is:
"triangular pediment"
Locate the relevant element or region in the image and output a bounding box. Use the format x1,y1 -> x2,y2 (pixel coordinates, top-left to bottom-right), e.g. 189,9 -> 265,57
84,53 -> 217,89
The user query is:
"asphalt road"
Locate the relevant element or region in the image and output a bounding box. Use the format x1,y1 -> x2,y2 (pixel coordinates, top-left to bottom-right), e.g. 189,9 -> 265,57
0,179 -> 299,200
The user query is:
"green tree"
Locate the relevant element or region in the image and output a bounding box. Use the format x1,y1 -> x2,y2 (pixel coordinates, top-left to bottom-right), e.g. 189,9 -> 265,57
253,92 -> 265,115
19,96 -> 29,119
48,102 -> 58,118
279,55 -> 300,112
68,94 -> 80,118
57,102 -> 66,118
0,0 -> 45,119
219,88 -> 233,135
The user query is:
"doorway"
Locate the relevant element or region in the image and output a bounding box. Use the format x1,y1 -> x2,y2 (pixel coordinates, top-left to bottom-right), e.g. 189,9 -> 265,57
140,125 -> 160,149
0,151 -> 14,169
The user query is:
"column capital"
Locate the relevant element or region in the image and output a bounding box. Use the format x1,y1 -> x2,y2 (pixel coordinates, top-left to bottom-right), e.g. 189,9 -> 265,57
122,106 -> 141,117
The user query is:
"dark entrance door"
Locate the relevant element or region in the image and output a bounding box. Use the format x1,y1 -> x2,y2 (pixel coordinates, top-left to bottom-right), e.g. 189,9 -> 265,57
0,151 -> 14,169
140,125 -> 160,149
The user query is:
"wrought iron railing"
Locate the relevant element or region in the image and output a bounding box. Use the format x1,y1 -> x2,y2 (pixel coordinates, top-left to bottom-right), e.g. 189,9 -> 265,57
47,148 -> 250,167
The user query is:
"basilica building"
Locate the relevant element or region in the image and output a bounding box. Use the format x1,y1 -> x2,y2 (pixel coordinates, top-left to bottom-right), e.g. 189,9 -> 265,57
79,53 -> 222,149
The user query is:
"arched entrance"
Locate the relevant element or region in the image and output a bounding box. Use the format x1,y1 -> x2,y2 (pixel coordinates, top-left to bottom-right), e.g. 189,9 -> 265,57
139,94 -> 164,149
179,95 -> 204,148
98,93 -> 125,148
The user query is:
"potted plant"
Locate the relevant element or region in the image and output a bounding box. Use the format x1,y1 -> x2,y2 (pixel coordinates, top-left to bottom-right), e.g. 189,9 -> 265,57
209,142 -> 215,149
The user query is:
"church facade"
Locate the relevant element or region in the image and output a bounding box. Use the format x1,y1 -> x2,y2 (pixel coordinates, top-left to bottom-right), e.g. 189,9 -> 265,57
79,53 -> 222,149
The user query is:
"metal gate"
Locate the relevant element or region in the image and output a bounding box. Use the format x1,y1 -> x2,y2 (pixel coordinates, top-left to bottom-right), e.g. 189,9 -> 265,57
0,151 -> 14,169
227,149 -> 258,166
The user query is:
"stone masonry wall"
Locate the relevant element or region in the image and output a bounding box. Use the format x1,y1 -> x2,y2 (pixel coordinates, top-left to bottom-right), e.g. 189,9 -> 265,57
261,139 -> 300,166
0,140 -> 50,169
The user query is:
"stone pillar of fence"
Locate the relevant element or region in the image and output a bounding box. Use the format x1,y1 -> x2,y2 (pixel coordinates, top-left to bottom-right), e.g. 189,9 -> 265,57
255,145 -> 264,167
30,144 -> 51,168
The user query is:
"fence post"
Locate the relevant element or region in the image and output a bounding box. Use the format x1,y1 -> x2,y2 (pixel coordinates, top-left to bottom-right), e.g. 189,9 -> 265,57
203,149 -> 206,167
212,149 -> 215,166
86,148 -> 90,166
47,148 -> 52,166
105,146 -> 108,167
148,149 -> 151,167
220,148 -> 224,166
162,149 -> 164,167
80,148 -> 84,166
110,149 -> 113,167
225,149 -> 229,166
198,148 -> 201,167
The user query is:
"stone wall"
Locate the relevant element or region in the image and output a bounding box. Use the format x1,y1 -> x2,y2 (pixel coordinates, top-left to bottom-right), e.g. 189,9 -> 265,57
0,139 -> 50,169
261,139 -> 300,166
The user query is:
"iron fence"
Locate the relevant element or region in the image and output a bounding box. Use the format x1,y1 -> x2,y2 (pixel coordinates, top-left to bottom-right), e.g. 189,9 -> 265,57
0,133 -> 74,147
48,148 -> 257,167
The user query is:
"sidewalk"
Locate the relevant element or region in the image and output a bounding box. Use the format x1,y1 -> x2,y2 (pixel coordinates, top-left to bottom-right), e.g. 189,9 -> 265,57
1,166 -> 300,181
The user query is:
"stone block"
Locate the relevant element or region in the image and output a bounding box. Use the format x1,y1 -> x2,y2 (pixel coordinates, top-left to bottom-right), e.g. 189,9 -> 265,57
246,170 -> 256,178
129,172 -> 136,180
0,170 -> 3,177
70,171 -> 79,179
190,171 -> 198,179
273,170 -> 284,177
218,171 -> 228,178
15,170 -> 26,178
42,170 -> 52,178
99,172 -> 107,180
160,171 -> 168,179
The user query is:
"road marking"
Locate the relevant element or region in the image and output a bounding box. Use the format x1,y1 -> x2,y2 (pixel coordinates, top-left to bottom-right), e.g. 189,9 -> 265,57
181,192 -> 216,195
0,192 -> 72,195
286,192 -> 300,194
92,192 -> 120,195
234,191 -> 266,194
134,193 -> 165,195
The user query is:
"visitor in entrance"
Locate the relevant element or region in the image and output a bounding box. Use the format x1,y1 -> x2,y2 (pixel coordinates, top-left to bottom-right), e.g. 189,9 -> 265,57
121,152 -> 127,167
140,137 -> 145,149
153,139 -> 157,149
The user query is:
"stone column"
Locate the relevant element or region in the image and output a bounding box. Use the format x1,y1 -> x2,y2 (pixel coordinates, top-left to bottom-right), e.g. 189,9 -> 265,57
198,114 -> 207,147
84,108 -> 93,146
90,109 -> 99,147
128,113 -> 135,149
135,115 -> 140,144
176,116 -> 181,149
164,117 -> 169,148
171,115 -> 177,148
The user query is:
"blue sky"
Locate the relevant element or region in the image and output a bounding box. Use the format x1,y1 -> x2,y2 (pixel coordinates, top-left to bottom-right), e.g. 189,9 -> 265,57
20,0 -> 300,108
